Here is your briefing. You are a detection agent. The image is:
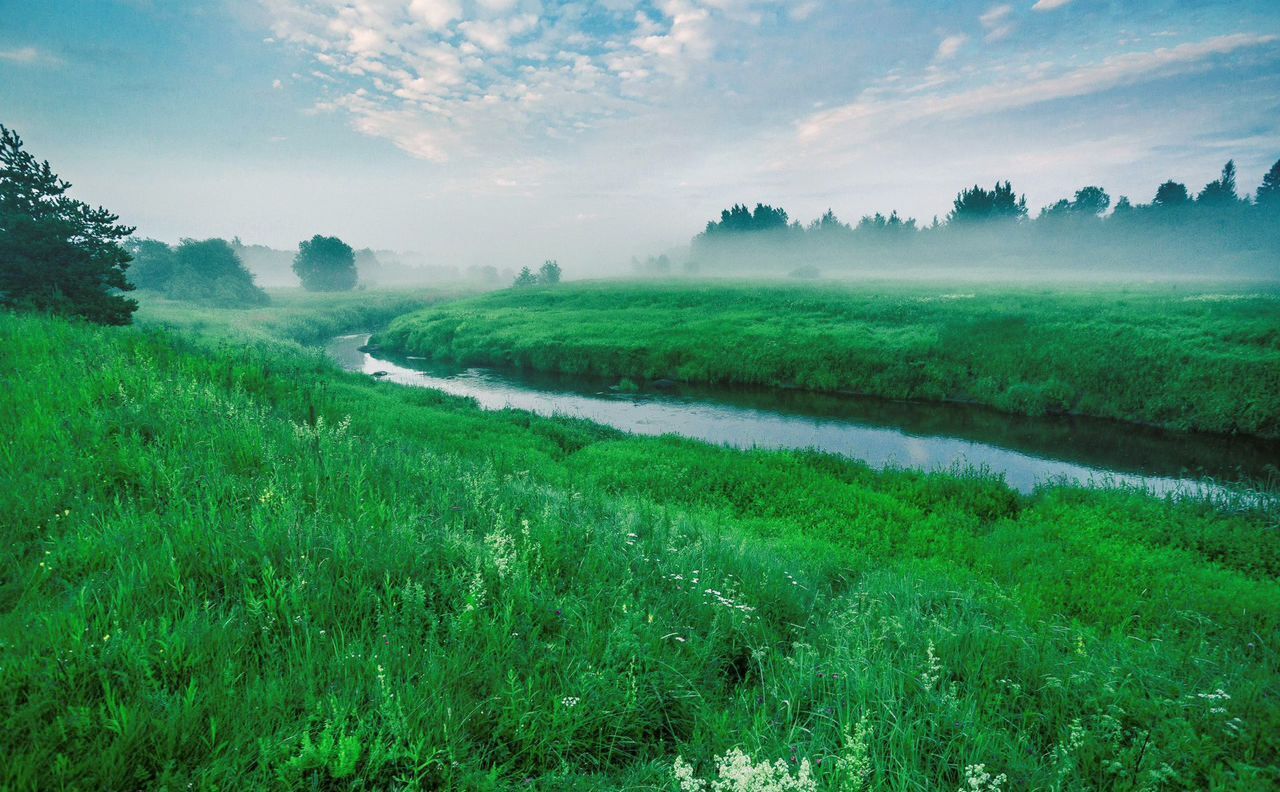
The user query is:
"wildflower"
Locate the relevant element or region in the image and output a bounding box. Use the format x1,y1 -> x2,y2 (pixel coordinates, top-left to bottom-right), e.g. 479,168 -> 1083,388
561,696 -> 580,708
959,764 -> 1007,792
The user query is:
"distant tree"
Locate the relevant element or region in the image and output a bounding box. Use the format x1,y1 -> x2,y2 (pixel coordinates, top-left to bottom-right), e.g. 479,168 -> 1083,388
293,234 -> 357,291
1256,158 -> 1280,208
1197,160 -> 1240,207
807,209 -> 851,234
1040,186 -> 1111,221
539,259 -> 561,284
1110,196 -> 1134,218
0,124 -> 136,324
125,238 -> 177,291
1152,180 -> 1190,208
1071,186 -> 1111,216
702,202 -> 791,235
513,266 -> 538,287
856,211 -> 917,234
947,181 -> 1027,224
168,238 -> 269,306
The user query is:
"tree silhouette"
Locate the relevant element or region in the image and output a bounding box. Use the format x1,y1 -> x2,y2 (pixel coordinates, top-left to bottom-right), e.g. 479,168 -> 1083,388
0,124 -> 136,324
1257,158 -> 1280,208
538,260 -> 561,284
1197,160 -> 1239,207
293,235 -> 358,291
947,181 -> 1027,224
1152,181 -> 1190,208
513,266 -> 538,287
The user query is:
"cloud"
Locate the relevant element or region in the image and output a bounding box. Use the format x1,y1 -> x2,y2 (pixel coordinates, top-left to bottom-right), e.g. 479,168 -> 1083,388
272,78 -> 283,89
259,0 -> 788,163
935,34 -> 968,61
980,5 -> 1015,42
799,33 -> 1279,145
0,46 -> 60,65
1032,0 -> 1072,11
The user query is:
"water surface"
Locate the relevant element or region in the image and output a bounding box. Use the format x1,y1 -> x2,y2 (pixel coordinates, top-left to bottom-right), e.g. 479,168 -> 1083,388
327,334 -> 1277,497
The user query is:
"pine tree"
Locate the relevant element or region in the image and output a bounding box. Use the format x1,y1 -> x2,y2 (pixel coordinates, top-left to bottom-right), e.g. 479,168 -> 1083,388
0,124 -> 136,324
1257,158 -> 1280,208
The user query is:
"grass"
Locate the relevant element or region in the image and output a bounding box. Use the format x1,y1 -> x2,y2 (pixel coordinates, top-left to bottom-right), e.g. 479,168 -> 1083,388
376,280 -> 1280,438
1,298 -> 1278,790
135,286 -> 475,346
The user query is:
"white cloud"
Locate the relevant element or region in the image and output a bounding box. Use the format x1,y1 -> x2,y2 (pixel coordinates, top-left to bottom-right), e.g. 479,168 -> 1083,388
272,78 -> 283,89
935,34 -> 968,61
408,0 -> 461,31
260,0 -> 788,163
0,46 -> 59,65
980,4 -> 1015,42
1032,0 -> 1072,11
800,33 -> 1279,145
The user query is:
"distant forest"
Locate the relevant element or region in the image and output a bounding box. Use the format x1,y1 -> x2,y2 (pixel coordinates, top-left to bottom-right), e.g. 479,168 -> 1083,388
664,158 -> 1280,278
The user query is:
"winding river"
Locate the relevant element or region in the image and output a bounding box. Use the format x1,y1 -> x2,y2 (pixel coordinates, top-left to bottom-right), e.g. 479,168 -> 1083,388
327,333 -> 1277,498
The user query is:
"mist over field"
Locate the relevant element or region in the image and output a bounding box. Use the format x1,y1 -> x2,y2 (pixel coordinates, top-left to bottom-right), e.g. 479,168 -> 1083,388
3,2 -> 1280,790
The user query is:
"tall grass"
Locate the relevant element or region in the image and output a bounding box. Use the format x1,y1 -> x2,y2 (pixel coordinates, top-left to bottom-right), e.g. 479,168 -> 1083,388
1,308 -> 1277,789
376,280 -> 1280,438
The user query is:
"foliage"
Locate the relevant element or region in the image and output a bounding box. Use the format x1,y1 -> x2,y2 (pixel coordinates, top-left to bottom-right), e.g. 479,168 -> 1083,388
686,160 -> 1279,277
125,238 -> 177,291
1197,160 -> 1240,207
167,238 -> 270,307
0,124 -> 136,324
1,305 -> 1277,789
512,260 -> 564,288
378,281 -> 1280,438
948,181 -> 1028,224
1258,159 -> 1280,208
539,259 -> 561,284
1152,180 -> 1190,208
293,234 -> 358,292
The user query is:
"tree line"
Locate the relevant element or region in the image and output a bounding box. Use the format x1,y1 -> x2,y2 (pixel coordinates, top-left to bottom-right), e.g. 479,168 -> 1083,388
691,159 -> 1280,276
0,123 -> 378,322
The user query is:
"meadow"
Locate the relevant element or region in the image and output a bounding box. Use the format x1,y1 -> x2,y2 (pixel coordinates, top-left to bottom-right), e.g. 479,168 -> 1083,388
2,293 -> 1278,790
376,281 -> 1280,438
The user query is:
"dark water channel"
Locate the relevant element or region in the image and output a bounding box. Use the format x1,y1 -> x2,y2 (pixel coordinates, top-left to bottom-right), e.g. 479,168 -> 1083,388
327,334 -> 1277,497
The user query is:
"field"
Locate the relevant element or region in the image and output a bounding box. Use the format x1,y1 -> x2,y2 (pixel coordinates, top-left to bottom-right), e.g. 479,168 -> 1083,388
376,281 -> 1280,438
2,295 -> 1278,790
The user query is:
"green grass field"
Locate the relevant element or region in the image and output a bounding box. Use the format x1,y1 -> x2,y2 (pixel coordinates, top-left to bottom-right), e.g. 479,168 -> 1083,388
2,293 -> 1278,789
376,281 -> 1280,438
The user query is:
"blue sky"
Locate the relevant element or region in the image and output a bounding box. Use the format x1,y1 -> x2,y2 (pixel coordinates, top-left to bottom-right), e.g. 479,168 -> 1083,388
2,0 -> 1278,269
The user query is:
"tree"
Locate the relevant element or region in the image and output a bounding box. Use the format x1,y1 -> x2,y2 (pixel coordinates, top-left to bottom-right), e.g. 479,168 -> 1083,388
1197,160 -> 1239,207
1152,180 -> 1190,208
512,266 -> 538,287
1071,186 -> 1111,216
293,234 -> 357,291
168,238 -> 270,306
538,259 -> 561,284
947,181 -> 1027,224
0,124 -> 136,324
125,238 -> 177,291
1257,158 -> 1280,208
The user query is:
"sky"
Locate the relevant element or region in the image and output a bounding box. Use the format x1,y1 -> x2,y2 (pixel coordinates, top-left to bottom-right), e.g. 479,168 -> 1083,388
2,0 -> 1278,270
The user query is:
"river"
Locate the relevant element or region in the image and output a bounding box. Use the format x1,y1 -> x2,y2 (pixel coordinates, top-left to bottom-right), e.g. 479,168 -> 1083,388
327,333 -> 1277,498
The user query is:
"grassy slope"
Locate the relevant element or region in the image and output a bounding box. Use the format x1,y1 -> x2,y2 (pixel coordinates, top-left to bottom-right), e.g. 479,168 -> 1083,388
376,281 -> 1280,438
2,307 -> 1278,790
134,287 -> 474,346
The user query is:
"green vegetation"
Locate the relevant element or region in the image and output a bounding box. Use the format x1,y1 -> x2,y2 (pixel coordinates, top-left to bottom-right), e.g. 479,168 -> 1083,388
0,124 -> 136,324
128,237 -> 271,307
293,234 -> 358,292
2,298 -> 1278,789
377,281 -> 1280,438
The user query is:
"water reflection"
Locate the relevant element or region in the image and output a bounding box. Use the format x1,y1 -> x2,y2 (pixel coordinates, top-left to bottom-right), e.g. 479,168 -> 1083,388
327,334 -> 1276,497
